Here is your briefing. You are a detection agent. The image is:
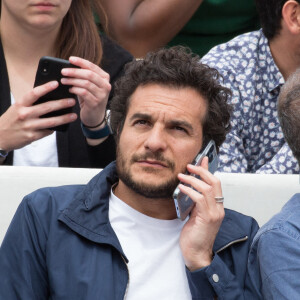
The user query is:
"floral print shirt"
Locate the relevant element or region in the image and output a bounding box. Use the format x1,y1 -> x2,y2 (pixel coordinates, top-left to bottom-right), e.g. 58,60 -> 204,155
202,29 -> 299,174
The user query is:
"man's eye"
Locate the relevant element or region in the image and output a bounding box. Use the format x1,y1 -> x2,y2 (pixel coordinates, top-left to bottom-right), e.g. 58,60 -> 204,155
134,120 -> 149,126
174,126 -> 187,133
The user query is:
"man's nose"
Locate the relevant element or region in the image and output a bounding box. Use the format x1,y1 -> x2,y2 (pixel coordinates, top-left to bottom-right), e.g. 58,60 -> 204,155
144,126 -> 167,152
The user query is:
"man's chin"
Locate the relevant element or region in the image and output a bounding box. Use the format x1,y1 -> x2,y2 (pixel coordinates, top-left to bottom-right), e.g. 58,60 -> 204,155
120,175 -> 178,199
116,152 -> 179,199
131,183 -> 177,199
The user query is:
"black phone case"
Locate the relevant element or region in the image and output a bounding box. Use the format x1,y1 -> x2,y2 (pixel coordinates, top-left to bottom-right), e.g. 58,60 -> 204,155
33,56 -> 78,131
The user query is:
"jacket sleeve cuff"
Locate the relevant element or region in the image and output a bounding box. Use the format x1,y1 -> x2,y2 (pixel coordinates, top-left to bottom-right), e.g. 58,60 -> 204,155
186,259 -> 216,299
186,253 -> 233,299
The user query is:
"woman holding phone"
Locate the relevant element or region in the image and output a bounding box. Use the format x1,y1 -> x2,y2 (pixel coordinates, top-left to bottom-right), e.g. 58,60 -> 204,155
0,0 -> 132,167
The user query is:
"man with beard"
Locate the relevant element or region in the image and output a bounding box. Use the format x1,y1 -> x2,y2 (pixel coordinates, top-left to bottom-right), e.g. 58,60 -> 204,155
0,47 -> 259,299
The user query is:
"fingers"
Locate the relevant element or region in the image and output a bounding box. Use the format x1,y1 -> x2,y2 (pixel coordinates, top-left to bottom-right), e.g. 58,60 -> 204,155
61,56 -> 111,89
16,92 -> 77,130
28,112 -> 77,130
61,78 -> 110,107
60,57 -> 111,126
21,81 -> 59,106
177,160 -> 223,212
200,156 -> 209,170
0,100 -> 77,152
68,56 -> 110,79
30,98 -> 76,118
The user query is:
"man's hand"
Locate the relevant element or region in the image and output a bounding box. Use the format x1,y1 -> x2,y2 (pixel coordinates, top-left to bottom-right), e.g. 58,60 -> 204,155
178,157 -> 224,271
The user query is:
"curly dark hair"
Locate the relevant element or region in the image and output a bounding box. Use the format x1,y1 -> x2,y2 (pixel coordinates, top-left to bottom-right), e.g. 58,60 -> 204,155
110,46 -> 232,151
255,0 -> 300,40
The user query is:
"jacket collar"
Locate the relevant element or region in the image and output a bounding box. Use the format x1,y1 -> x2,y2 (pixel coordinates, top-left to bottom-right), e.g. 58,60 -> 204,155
58,162 -> 128,260
59,162 -> 249,259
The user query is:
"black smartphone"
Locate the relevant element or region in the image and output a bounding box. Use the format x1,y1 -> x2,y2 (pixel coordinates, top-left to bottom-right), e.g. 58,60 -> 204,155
33,56 -> 79,131
173,140 -> 219,221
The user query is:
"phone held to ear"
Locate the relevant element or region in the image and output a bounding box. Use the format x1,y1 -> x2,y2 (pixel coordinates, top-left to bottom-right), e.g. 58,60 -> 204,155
33,56 -> 79,131
173,140 -> 219,221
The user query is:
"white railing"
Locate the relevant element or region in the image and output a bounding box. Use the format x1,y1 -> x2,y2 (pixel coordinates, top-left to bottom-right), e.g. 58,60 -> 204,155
0,166 -> 299,244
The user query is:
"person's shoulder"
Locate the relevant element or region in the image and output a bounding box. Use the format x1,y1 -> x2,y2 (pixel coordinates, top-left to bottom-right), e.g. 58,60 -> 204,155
23,184 -> 86,216
224,208 -> 259,232
201,30 -> 262,70
218,208 -> 259,246
254,193 -> 300,244
203,30 -> 262,58
214,209 -> 259,254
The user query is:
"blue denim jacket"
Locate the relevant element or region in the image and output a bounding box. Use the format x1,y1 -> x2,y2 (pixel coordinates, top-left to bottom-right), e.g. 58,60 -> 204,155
0,162 -> 259,299
248,193 -> 300,299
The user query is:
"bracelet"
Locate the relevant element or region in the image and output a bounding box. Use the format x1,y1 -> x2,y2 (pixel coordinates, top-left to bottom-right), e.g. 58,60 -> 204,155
81,115 -> 106,129
81,122 -> 112,139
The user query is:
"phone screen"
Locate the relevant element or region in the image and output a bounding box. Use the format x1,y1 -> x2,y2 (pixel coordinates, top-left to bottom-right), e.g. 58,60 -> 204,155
173,140 -> 219,220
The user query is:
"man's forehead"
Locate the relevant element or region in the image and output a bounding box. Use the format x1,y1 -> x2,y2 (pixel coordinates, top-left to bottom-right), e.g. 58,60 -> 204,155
128,84 -> 207,119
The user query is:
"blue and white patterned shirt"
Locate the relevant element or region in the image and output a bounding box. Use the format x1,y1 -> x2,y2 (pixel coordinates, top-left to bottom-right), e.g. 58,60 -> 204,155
202,29 -> 299,174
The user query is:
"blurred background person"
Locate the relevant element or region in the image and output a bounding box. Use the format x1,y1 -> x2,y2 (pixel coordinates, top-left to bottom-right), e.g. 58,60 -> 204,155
201,0 -> 300,174
98,0 -> 259,57
248,68 -> 300,298
0,0 -> 132,168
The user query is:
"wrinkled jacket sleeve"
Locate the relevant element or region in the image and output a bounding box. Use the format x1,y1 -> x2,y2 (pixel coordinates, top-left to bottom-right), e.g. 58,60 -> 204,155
186,219 -> 260,299
249,227 -> 300,299
0,196 -> 49,299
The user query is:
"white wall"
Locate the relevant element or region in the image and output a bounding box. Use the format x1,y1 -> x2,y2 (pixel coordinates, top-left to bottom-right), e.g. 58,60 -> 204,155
0,166 -> 299,244
217,172 -> 299,225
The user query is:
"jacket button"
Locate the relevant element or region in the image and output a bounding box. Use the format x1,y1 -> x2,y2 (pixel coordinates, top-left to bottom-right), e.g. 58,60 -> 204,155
212,274 -> 219,283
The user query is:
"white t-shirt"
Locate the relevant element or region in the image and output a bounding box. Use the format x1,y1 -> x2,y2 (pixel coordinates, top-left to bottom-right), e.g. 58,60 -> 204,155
109,190 -> 192,300
11,93 -> 59,167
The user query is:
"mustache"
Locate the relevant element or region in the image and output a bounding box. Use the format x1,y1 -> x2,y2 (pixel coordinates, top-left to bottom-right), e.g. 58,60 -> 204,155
131,153 -> 175,170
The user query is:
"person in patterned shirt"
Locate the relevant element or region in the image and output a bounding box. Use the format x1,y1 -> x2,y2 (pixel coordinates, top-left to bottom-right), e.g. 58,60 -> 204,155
248,68 -> 300,298
202,0 -> 300,174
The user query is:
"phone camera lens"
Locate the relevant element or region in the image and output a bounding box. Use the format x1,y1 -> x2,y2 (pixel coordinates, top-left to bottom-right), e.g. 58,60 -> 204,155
41,61 -> 49,74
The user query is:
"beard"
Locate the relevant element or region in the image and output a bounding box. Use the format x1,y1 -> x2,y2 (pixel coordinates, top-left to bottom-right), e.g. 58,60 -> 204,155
116,147 -> 181,199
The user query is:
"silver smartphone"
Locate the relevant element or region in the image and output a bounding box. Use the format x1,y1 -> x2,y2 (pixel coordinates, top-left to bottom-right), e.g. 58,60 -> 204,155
173,140 -> 219,221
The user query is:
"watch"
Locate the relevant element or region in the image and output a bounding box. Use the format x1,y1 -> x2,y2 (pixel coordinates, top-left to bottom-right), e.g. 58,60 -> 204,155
0,148 -> 8,158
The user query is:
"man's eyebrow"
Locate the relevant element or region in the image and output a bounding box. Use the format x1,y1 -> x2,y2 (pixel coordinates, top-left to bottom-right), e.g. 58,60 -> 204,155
129,113 -> 152,122
168,120 -> 194,132
129,113 -> 194,132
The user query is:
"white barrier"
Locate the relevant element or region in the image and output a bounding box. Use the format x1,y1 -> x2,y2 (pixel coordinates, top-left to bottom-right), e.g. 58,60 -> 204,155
0,166 -> 299,244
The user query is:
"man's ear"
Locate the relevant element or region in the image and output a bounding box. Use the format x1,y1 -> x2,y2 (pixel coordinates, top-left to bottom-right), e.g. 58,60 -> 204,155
282,0 -> 300,35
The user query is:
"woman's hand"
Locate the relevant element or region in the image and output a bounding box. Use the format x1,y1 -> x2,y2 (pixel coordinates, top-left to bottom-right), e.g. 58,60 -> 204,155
61,56 -> 111,128
0,81 -> 77,152
179,157 -> 225,271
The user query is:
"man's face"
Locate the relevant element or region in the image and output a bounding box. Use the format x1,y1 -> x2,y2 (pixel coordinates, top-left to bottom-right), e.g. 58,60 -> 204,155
116,84 -> 207,199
